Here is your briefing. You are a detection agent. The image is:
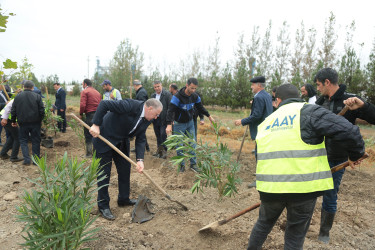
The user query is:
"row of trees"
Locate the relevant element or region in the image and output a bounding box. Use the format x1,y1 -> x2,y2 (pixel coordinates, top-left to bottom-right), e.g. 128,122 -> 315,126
4,12 -> 375,106
93,12 -> 375,107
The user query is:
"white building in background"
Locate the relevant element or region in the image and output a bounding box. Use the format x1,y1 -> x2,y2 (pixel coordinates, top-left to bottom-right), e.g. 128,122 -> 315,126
96,57 -> 109,77
65,84 -> 74,92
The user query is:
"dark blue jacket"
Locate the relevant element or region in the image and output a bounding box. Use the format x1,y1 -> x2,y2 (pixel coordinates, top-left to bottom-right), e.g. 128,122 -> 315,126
166,87 -> 210,124
55,88 -> 66,110
92,99 -> 150,158
241,89 -> 273,140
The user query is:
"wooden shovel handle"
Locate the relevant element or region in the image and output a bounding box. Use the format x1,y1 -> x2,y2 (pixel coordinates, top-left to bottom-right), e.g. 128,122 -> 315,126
337,106 -> 349,116
330,152 -> 369,173
70,113 -> 170,198
1,85 -> 10,101
220,202 -> 260,225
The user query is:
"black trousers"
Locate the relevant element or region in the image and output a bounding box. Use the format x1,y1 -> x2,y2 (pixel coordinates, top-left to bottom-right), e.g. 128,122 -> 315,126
19,123 -> 41,164
153,122 -> 167,150
96,140 -> 131,210
57,109 -> 66,132
0,123 -> 20,159
83,112 -> 95,144
248,198 -> 317,250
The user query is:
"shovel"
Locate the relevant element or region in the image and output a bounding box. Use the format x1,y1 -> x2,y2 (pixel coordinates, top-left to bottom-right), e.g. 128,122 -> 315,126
70,113 -> 188,211
199,152 -> 369,232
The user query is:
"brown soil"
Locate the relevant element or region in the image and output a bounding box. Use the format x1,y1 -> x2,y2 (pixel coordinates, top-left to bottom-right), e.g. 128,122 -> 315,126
0,119 -> 374,249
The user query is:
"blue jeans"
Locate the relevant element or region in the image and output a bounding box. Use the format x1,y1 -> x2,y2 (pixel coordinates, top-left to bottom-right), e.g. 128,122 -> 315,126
248,198 -> 317,250
19,123 -> 41,164
322,160 -> 346,213
173,120 -> 196,166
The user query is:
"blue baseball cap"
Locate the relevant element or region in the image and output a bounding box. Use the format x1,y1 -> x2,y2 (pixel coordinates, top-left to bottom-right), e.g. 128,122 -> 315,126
101,80 -> 111,86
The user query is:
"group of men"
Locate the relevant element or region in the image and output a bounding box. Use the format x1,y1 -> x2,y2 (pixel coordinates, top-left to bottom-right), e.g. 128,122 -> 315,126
236,68 -> 374,249
1,67 -> 373,248
0,81 -> 45,165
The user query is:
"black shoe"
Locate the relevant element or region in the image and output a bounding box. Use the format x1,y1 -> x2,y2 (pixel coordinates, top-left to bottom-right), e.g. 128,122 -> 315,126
152,152 -> 161,158
0,154 -> 10,160
22,161 -> 31,166
118,199 -> 137,207
145,146 -> 150,152
10,157 -> 24,162
130,148 -> 136,153
190,164 -> 200,173
99,208 -> 115,220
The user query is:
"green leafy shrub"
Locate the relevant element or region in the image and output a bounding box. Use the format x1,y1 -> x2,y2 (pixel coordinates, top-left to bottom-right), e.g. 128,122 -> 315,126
16,153 -> 105,249
164,122 -> 241,199
43,98 -> 63,137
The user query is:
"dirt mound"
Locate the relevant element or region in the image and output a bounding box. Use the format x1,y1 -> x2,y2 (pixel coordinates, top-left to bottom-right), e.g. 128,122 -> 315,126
0,126 -> 375,249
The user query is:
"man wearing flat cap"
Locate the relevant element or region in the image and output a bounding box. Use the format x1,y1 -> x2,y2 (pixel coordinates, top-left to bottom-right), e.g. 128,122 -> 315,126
234,76 -> 273,155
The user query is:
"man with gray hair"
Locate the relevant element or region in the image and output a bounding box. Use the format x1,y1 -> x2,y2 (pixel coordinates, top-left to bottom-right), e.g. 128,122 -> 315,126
151,80 -> 172,159
234,76 -> 273,157
10,80 -> 45,165
89,98 -> 162,220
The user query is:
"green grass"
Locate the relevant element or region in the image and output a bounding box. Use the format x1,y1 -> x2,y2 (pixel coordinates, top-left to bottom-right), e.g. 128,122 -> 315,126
66,95 -> 81,107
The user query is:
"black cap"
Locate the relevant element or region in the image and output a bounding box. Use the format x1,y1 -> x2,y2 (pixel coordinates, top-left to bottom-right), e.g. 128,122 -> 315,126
250,76 -> 265,83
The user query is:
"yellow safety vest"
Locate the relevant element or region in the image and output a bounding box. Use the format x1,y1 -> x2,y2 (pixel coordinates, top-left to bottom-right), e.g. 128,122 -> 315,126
103,88 -> 118,100
255,102 -> 333,193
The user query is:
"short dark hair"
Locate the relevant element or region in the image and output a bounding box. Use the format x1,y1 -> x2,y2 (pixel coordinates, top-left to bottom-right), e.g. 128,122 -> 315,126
23,80 -> 34,89
272,86 -> 278,93
275,84 -> 299,101
153,80 -> 162,85
187,77 -> 198,86
314,68 -> 338,85
53,82 -> 60,86
83,79 -> 92,86
170,84 -> 178,90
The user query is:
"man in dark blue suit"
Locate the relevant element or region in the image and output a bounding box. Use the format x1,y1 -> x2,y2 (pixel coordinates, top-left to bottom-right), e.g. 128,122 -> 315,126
89,98 -> 162,220
235,76 -> 273,153
53,83 -> 67,132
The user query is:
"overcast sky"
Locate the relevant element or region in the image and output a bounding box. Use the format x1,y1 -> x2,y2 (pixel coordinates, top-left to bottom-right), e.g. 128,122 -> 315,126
1,0 -> 374,83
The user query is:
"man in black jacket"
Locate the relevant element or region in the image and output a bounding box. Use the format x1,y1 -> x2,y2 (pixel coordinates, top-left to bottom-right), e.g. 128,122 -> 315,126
315,67 -> 375,243
151,80 -> 172,159
133,79 -> 150,152
53,82 -> 67,132
11,81 -> 45,165
247,84 -> 364,250
89,98 -> 162,220
166,78 -> 214,172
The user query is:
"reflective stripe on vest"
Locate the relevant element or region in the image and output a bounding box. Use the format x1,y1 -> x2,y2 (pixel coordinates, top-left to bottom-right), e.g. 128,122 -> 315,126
255,102 -> 333,193
103,88 -> 118,100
